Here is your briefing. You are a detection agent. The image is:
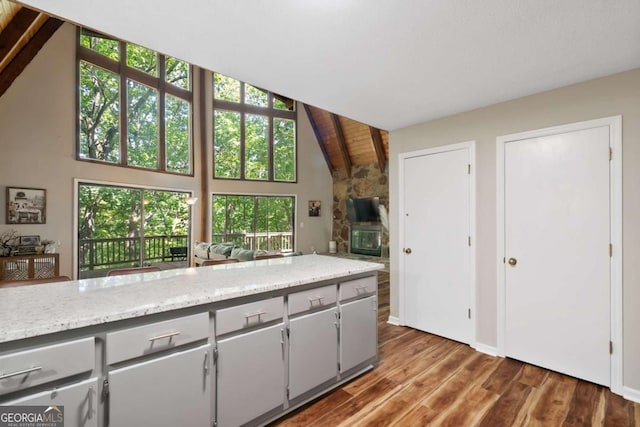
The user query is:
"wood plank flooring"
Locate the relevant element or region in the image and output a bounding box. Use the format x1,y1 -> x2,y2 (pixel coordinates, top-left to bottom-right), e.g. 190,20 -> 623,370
272,275 -> 640,426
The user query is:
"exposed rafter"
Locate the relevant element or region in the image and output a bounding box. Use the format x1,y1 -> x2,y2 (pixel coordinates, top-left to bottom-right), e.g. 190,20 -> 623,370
303,103 -> 334,172
369,127 -> 386,172
0,7 -> 39,70
330,113 -> 352,177
0,15 -> 62,97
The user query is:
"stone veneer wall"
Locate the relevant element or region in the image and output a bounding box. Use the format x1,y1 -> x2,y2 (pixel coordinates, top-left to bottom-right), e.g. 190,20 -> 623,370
332,163 -> 389,254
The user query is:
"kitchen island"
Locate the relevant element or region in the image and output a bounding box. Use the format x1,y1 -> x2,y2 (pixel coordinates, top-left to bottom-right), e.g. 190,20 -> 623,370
0,254 -> 382,427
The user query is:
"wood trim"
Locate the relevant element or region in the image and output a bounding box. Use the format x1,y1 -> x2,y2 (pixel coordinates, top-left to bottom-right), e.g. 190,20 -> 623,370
0,7 -> 39,70
330,113 -> 352,176
198,68 -> 208,241
303,104 -> 333,172
369,126 -> 387,172
0,16 -> 62,98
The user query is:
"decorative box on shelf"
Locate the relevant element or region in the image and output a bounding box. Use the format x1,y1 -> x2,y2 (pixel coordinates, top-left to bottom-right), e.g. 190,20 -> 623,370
0,253 -> 59,281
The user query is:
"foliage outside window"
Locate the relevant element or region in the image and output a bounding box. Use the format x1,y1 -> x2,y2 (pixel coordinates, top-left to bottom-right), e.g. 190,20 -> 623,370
212,194 -> 295,252
213,73 -> 296,182
78,29 -> 193,174
78,183 -> 192,278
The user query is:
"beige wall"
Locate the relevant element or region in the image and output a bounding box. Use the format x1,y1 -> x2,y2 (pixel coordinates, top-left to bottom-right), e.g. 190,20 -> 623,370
390,68 -> 640,391
0,24 -> 333,277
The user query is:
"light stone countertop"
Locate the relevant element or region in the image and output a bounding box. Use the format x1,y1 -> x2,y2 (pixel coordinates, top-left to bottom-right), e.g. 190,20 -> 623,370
0,254 -> 383,344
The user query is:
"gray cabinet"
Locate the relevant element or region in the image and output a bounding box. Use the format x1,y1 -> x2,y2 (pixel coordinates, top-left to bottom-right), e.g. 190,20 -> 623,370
340,295 -> 378,373
289,307 -> 339,399
108,344 -> 211,427
4,378 -> 98,427
217,323 -> 286,427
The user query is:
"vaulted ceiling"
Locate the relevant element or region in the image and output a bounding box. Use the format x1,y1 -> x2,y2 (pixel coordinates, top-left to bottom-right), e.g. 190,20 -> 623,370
0,1 -> 387,175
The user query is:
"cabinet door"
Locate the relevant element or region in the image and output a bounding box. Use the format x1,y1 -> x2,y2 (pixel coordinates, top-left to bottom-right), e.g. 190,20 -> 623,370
217,323 -> 285,427
289,308 -> 338,399
3,377 -> 98,427
340,296 -> 377,373
108,344 -> 211,427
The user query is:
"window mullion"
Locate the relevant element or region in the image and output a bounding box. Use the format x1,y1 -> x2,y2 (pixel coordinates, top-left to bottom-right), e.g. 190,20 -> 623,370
240,83 -> 246,180
120,40 -> 128,166
158,55 -> 166,172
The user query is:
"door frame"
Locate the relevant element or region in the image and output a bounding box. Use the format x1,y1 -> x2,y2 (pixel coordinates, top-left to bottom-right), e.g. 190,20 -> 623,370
398,140 -> 476,346
496,116 -> 622,394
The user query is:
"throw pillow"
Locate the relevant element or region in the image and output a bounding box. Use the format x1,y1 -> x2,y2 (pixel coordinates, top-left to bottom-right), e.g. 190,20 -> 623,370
230,247 -> 255,261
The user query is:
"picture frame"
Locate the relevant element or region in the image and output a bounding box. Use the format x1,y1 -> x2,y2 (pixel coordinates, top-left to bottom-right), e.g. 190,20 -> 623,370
6,187 -> 47,224
19,235 -> 41,246
308,200 -> 321,217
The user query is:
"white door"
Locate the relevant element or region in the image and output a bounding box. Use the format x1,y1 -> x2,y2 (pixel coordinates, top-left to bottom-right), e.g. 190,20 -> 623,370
403,146 -> 472,344
504,126 -> 610,386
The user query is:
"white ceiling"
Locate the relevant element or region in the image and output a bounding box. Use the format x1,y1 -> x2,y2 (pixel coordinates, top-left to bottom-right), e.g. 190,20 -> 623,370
16,0 -> 640,131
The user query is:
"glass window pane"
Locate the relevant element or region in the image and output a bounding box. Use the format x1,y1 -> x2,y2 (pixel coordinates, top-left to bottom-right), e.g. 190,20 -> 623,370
214,110 -> 241,178
165,56 -> 190,90
80,31 -> 119,61
245,84 -> 268,107
268,197 -> 294,251
77,185 -> 142,276
165,95 -> 191,174
79,61 -> 120,163
126,43 -> 158,76
226,195 -> 254,247
213,73 -> 240,103
142,190 -> 190,262
245,114 -> 269,180
127,80 -> 159,169
212,195 -> 227,239
273,118 -> 296,181
273,97 -> 291,111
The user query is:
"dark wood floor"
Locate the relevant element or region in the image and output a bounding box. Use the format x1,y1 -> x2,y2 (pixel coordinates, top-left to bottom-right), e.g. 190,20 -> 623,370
273,274 -> 640,426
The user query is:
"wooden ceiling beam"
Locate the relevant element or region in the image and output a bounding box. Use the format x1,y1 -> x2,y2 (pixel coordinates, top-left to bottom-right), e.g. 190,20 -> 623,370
303,104 -> 334,172
0,16 -> 62,98
330,113 -> 352,176
0,7 -> 39,68
369,127 -> 387,172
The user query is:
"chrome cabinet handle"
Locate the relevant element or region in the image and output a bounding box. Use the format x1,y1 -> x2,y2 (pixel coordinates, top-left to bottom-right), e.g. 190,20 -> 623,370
355,285 -> 369,294
245,311 -> 266,322
0,366 -> 42,380
308,296 -> 325,306
148,331 -> 181,341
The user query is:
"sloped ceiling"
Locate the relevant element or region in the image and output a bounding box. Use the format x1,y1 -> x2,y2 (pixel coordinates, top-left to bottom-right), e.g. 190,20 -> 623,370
0,0 -> 61,97
13,0 -> 640,131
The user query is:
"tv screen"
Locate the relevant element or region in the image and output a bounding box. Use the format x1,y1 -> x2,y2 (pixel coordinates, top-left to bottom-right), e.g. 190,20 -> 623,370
346,197 -> 380,222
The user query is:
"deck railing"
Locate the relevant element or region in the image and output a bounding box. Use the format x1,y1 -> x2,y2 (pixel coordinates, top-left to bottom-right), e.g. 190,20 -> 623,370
211,232 -> 294,252
79,235 -> 189,271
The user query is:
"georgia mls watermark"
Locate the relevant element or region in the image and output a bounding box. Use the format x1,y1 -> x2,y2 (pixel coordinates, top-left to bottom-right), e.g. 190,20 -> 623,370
0,405 -> 64,427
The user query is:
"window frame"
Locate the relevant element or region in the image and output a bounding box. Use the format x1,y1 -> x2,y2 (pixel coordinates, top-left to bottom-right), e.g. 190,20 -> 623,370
213,74 -> 297,182
76,28 -> 194,176
211,193 -> 296,252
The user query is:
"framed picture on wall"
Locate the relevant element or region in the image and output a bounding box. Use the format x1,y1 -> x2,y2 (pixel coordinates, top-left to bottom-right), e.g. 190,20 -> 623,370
308,200 -> 321,217
6,187 -> 47,224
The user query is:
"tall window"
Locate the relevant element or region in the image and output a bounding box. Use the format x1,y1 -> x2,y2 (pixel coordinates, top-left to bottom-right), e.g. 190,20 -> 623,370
213,73 -> 296,182
77,183 -> 192,278
78,29 -> 193,175
212,194 -> 295,252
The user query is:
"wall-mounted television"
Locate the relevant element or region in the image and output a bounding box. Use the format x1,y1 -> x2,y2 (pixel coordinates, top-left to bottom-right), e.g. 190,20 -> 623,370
346,197 -> 380,222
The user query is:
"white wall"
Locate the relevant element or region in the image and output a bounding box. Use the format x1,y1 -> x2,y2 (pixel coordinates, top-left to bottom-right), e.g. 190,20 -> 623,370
390,68 -> 640,391
0,24 -> 333,277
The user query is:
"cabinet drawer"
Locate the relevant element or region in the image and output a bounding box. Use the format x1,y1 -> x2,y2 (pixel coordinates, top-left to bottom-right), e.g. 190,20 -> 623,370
0,337 -> 94,396
106,312 -> 209,365
339,276 -> 377,301
288,285 -> 337,316
216,296 -> 284,336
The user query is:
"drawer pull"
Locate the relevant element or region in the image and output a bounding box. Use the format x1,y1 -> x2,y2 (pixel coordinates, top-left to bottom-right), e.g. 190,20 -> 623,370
148,331 -> 181,342
355,285 -> 369,294
244,311 -> 266,323
308,296 -> 325,306
0,366 -> 42,380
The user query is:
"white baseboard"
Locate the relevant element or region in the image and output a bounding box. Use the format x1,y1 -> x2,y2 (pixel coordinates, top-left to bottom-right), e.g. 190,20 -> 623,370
387,316 -> 401,326
623,386 -> 640,403
473,342 -> 499,357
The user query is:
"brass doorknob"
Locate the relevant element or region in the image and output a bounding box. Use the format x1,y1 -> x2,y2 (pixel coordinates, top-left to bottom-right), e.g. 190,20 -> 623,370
404,248 -> 412,255
508,257 -> 517,266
